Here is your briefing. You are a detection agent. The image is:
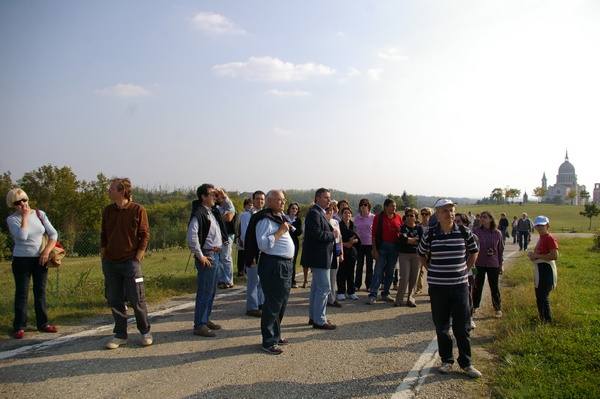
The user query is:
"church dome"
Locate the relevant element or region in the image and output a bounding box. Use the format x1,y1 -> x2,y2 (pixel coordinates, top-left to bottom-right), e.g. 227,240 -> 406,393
558,160 -> 575,175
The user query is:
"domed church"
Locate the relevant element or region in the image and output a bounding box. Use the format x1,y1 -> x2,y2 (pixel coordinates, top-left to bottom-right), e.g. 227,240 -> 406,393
541,151 -> 586,204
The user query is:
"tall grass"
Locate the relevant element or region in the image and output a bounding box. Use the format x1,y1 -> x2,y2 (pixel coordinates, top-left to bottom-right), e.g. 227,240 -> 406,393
0,248 -> 235,337
489,237 -> 600,398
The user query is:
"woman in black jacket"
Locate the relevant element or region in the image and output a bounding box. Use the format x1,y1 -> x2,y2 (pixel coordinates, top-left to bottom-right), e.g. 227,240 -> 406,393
285,202 -> 303,288
337,207 -> 360,300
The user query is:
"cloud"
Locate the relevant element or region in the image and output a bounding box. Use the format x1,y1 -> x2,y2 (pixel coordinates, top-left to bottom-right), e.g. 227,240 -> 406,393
191,11 -> 246,35
264,89 -> 311,97
213,56 -> 336,82
367,68 -> 383,81
378,47 -> 410,61
95,84 -> 153,97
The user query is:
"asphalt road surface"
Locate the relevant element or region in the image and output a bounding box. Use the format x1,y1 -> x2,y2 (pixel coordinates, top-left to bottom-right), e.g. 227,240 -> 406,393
1,242 -> 533,399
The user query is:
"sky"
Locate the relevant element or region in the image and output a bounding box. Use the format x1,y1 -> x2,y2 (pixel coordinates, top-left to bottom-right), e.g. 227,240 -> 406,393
1,0 -> 599,200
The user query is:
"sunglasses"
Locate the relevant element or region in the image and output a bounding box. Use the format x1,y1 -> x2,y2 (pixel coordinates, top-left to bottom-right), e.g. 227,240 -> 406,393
360,203 -> 369,207
13,198 -> 28,206
405,214 -> 416,217
420,213 -> 429,216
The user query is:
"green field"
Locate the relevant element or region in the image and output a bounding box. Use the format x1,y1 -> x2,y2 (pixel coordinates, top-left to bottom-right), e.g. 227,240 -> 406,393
473,236 -> 600,398
452,203 -> 599,233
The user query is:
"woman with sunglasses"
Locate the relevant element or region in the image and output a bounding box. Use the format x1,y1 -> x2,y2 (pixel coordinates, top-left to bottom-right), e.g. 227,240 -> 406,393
394,208 -> 424,307
6,188 -> 59,339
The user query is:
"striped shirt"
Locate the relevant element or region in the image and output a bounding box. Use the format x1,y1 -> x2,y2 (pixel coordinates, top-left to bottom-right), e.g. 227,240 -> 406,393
418,223 -> 479,286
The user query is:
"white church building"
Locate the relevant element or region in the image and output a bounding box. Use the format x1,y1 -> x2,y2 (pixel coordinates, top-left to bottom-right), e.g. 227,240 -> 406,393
541,151 -> 586,205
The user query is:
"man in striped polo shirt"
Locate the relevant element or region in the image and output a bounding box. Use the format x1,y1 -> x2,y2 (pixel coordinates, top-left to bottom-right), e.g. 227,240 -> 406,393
417,199 -> 482,379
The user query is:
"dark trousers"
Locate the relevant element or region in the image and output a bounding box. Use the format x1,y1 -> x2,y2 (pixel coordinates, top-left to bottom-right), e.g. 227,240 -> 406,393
535,262 -> 554,322
102,258 -> 151,338
355,245 -> 373,290
12,257 -> 49,331
429,283 -> 473,368
237,249 -> 246,276
472,266 -> 501,311
257,254 -> 293,348
337,249 -> 357,295
518,231 -> 530,250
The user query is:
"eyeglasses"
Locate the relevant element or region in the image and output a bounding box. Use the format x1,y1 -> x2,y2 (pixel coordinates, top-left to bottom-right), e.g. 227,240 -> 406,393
13,198 -> 28,206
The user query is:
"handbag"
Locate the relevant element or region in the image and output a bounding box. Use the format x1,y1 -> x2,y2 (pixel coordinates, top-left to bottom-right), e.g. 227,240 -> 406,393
36,210 -> 66,267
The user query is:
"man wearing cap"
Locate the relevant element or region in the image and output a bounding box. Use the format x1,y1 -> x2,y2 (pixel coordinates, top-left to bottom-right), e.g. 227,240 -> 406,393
186,183 -> 229,337
417,199 -> 482,378
516,212 -> 535,251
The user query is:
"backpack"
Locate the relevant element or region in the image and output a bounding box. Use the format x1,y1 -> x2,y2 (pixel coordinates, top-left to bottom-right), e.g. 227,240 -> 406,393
426,222 -> 470,264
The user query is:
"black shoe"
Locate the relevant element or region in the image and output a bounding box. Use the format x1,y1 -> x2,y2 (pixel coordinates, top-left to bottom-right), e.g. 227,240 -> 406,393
262,345 -> 283,355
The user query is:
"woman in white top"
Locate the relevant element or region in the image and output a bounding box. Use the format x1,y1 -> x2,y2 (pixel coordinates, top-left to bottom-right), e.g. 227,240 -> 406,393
6,188 -> 59,339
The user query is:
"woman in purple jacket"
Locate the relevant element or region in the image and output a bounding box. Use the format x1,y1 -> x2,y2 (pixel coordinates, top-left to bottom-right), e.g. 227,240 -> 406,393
472,211 -> 505,318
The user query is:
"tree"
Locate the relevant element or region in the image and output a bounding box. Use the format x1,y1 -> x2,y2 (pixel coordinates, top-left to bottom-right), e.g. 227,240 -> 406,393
565,189 -> 577,205
580,188 -> 590,204
0,171 -> 15,234
490,188 -> 504,204
533,187 -> 548,201
579,203 -> 600,230
17,165 -> 81,232
505,188 -> 521,203
400,190 -> 419,210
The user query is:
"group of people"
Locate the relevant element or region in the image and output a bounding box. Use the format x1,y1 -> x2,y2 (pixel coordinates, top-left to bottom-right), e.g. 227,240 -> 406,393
6,183 -> 559,379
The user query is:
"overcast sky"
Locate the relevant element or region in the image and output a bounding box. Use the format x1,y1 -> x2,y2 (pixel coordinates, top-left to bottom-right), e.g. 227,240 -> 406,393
1,0 -> 599,199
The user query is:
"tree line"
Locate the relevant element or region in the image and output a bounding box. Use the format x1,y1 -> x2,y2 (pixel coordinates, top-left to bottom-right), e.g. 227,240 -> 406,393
1,164 -> 455,259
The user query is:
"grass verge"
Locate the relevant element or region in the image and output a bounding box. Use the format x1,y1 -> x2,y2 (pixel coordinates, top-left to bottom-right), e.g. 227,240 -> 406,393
483,236 -> 600,398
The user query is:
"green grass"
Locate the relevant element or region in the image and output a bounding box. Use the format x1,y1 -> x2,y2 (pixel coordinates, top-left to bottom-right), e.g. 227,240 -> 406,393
454,203 -> 599,233
488,236 -> 600,398
0,248 -> 248,338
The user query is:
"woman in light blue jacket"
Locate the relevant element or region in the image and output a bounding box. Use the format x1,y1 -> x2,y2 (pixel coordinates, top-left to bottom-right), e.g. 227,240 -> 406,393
6,188 -> 59,339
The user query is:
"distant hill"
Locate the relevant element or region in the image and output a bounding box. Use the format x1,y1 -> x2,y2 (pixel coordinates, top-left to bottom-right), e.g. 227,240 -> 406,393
238,189 -> 478,209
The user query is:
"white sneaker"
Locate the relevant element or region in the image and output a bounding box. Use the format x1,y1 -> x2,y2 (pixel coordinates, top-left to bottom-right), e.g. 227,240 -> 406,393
336,294 -> 346,301
106,337 -> 127,349
470,320 -> 476,329
347,293 -> 359,300
463,365 -> 482,378
495,310 -> 503,318
141,332 -> 153,346
439,363 -> 452,374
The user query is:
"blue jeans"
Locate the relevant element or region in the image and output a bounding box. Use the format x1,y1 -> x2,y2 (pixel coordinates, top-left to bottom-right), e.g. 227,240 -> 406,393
194,253 -> 220,329
309,267 -> 330,325
12,257 -> 50,331
102,258 -> 151,338
218,237 -> 234,284
369,242 -> 400,298
246,266 -> 264,310
429,283 -> 472,368
257,254 -> 293,348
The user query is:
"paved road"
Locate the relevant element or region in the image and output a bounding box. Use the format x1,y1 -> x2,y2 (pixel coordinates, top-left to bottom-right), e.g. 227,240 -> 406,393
0,240 -> 539,399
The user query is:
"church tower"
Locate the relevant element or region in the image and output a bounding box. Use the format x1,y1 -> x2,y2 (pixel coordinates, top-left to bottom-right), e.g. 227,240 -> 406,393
542,172 -> 547,189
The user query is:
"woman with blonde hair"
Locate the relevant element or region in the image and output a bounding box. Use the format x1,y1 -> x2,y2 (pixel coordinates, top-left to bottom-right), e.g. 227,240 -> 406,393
6,188 -> 59,339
